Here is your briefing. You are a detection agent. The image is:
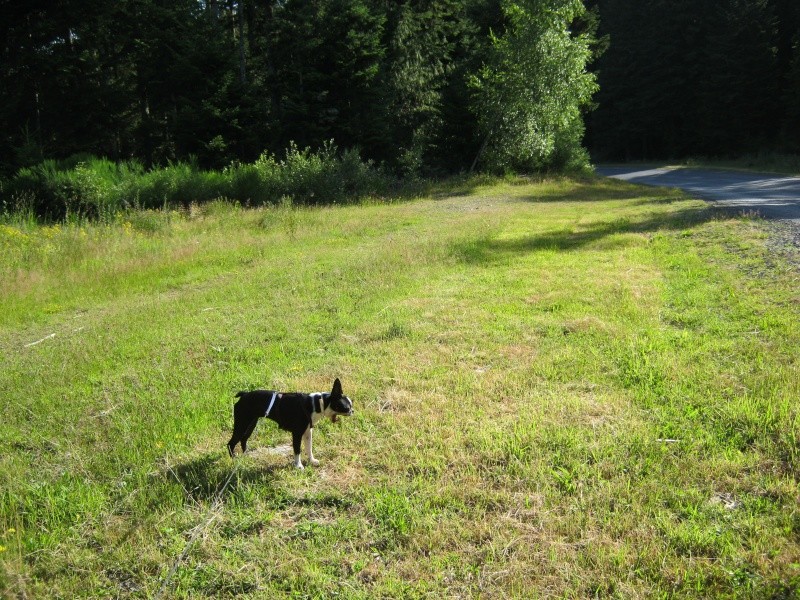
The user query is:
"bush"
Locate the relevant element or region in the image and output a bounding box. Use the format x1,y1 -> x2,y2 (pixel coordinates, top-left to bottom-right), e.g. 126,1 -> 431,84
123,160 -> 227,210
3,142 -> 395,221
5,156 -> 146,220
253,141 -> 390,205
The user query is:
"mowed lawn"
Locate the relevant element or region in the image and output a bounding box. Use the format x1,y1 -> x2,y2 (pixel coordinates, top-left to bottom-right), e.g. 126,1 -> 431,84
1,177 -> 798,598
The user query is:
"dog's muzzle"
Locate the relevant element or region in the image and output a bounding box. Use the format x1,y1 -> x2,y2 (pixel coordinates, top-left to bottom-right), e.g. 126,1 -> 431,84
331,410 -> 353,423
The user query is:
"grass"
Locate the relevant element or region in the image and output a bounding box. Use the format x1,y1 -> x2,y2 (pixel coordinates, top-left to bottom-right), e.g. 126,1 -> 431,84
595,153 -> 800,176
676,154 -> 800,175
1,176 -> 799,598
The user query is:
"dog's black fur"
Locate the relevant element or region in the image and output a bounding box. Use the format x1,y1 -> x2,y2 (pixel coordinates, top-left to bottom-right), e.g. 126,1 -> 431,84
227,378 -> 352,468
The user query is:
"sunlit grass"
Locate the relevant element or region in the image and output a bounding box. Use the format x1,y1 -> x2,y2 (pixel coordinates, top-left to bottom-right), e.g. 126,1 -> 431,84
1,176 -> 798,598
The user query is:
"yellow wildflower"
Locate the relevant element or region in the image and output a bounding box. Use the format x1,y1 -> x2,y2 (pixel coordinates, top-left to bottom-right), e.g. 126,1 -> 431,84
42,225 -> 61,239
0,225 -> 27,240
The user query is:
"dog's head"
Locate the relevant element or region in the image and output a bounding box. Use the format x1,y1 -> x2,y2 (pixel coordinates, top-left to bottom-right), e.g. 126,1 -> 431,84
325,378 -> 353,423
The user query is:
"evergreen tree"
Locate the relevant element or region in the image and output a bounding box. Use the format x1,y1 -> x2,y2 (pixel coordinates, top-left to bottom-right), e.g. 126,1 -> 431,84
782,37 -> 800,151
385,0 -> 476,174
697,0 -> 780,155
256,0 -> 387,156
774,0 -> 800,149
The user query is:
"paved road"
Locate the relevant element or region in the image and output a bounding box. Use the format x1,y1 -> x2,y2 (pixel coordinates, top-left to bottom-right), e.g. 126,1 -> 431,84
595,165 -> 800,221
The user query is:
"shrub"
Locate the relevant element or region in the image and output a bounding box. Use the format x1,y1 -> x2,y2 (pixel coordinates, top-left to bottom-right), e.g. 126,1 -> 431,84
5,156 -> 146,220
123,160 -> 227,210
252,141 -> 391,205
3,143 -> 395,221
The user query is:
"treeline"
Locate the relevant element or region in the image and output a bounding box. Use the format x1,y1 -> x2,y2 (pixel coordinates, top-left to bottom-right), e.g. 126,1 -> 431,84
588,0 -> 800,160
0,0 -> 597,183
4,0 -> 797,185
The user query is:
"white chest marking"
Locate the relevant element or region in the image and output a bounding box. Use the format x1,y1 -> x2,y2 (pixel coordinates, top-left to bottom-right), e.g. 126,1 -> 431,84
310,393 -> 327,426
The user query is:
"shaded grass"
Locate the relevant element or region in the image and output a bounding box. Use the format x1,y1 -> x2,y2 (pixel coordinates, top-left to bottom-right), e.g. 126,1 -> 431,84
682,153 -> 800,176
1,176 -> 799,598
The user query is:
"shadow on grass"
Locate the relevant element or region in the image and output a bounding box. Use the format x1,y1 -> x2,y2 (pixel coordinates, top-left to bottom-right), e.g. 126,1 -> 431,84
424,174 -> 691,205
167,449 -> 355,510
169,452 -> 282,504
453,204 -> 721,265
520,180 -> 688,204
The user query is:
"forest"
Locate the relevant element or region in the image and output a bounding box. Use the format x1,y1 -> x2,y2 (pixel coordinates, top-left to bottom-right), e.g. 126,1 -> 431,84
1,1 -> 799,183
0,0 -> 596,181
589,0 -> 800,160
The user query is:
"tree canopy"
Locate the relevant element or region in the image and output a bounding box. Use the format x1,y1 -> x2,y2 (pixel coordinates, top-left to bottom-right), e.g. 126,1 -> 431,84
470,0 -> 598,171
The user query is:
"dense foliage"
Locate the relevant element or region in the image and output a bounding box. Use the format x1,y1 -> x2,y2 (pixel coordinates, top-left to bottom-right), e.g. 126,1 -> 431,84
0,0 -> 596,188
6,0 -> 795,202
588,0 -> 800,160
471,0 -> 598,171
3,144 -> 394,221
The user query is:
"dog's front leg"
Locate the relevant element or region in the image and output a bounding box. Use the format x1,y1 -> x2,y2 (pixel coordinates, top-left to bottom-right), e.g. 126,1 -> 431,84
292,430 -> 304,469
303,426 -> 320,467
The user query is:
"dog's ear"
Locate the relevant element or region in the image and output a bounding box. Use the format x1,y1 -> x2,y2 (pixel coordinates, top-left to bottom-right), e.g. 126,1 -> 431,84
331,378 -> 342,399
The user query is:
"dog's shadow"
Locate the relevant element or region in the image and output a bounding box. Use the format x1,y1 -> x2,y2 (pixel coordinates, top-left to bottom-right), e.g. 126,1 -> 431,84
167,449 -> 286,505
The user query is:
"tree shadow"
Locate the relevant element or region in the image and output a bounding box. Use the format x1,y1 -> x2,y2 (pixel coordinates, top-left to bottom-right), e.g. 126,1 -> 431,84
423,174 -> 692,206
519,179 -> 688,204
453,203 -> 722,265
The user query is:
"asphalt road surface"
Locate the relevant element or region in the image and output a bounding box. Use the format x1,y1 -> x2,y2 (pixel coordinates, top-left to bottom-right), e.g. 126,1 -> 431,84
595,165 -> 800,222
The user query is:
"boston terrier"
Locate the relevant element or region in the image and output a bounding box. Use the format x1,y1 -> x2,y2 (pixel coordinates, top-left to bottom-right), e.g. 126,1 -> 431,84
227,378 -> 353,469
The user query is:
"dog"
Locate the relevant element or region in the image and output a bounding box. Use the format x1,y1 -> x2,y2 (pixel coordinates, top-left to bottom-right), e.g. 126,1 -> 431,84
227,378 -> 353,469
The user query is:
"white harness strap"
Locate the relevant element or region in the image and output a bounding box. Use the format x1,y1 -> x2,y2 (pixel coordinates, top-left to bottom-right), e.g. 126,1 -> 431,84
313,393 -> 328,414
264,391 -> 279,417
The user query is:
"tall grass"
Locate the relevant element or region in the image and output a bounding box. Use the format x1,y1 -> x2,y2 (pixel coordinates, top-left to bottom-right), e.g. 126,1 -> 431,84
1,141 -> 395,221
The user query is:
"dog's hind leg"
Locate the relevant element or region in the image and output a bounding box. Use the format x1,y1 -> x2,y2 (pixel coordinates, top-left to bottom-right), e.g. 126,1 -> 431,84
240,418 -> 259,455
303,426 -> 319,467
228,413 -> 255,457
227,423 -> 244,457
227,436 -> 238,457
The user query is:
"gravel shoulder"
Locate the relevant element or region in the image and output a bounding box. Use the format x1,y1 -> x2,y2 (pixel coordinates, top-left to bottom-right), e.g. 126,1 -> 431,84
596,164 -> 800,267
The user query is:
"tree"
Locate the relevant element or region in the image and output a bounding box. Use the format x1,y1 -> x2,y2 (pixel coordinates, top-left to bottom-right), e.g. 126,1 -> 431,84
774,0 -> 800,150
384,0 -> 478,174
470,0 -> 597,172
253,0 -> 387,156
696,0 -> 780,154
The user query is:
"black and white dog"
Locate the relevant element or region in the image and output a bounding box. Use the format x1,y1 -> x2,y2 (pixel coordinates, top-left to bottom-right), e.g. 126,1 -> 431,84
227,378 -> 353,469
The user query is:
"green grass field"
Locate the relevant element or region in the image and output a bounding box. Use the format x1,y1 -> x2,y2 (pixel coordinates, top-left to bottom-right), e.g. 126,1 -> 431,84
1,177 -> 799,598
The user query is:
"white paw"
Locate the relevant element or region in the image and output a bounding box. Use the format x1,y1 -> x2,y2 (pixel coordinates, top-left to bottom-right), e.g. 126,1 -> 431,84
309,458 -> 320,467
294,460 -> 304,470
